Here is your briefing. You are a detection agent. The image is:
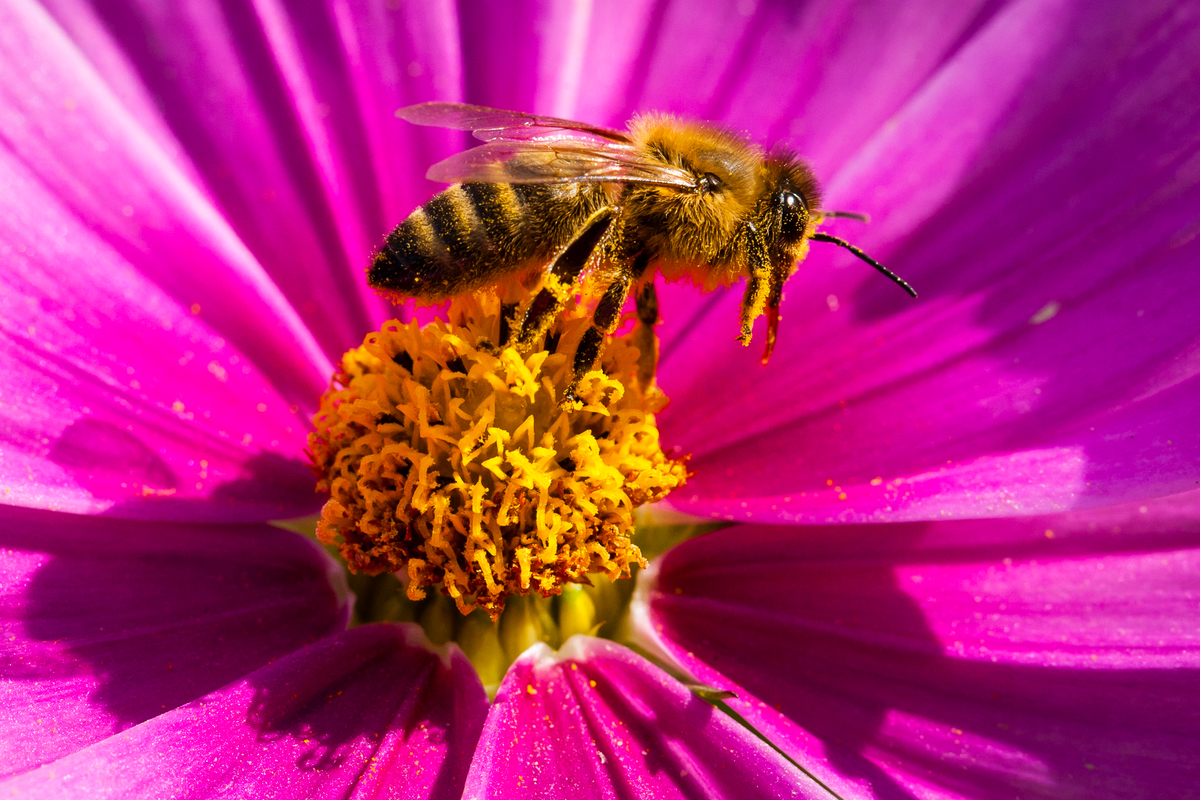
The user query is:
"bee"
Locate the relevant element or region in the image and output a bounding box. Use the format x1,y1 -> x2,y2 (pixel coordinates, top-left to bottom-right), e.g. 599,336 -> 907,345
370,102 -> 915,397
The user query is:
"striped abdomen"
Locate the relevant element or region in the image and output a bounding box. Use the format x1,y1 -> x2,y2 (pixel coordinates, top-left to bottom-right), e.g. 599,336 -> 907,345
369,182 -> 606,301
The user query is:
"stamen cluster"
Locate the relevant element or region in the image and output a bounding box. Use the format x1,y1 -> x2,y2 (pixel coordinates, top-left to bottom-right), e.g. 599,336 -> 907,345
308,294 -> 687,620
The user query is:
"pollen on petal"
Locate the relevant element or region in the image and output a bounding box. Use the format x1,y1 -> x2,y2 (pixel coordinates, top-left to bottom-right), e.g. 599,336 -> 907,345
308,293 -> 688,620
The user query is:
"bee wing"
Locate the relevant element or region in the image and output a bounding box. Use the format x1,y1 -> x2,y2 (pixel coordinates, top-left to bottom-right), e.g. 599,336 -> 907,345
425,141 -> 699,190
399,103 -> 697,189
396,102 -> 631,143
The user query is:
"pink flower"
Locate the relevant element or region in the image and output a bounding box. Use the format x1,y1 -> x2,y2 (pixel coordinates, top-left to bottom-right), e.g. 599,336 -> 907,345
2,1 -> 1199,798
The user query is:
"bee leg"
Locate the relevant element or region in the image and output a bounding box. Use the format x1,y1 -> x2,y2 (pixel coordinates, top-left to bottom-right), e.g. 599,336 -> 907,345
564,272 -> 633,404
762,303 -> 780,365
515,207 -> 616,350
761,259 -> 789,365
738,221 -> 770,346
632,281 -> 659,391
498,302 -> 519,347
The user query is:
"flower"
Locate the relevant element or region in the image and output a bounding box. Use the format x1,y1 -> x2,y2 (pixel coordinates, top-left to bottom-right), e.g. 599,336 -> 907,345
307,297 -> 688,619
2,1 -> 1199,799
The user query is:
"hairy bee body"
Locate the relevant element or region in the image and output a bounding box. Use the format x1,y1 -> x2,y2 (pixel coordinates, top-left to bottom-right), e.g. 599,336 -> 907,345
372,114 -> 813,303
375,182 -> 609,300
371,103 -> 914,398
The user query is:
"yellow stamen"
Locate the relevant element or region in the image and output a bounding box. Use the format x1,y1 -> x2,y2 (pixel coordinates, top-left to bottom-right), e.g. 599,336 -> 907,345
308,293 -> 688,620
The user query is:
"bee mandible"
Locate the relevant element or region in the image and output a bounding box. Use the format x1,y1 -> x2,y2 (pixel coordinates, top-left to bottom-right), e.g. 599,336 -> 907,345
369,103 -> 916,398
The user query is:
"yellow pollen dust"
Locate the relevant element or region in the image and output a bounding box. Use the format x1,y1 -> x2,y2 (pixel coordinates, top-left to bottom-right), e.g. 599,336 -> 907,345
308,293 -> 688,620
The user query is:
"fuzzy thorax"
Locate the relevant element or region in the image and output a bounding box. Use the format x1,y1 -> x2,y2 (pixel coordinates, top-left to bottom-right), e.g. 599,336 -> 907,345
308,294 -> 688,620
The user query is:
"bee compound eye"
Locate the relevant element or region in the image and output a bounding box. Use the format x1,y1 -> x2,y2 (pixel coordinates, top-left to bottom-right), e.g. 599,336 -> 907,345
700,172 -> 722,193
780,191 -> 808,238
782,191 -> 807,211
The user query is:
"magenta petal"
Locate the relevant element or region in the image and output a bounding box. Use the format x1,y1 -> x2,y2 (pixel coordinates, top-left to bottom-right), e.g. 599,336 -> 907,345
0,3 -> 351,520
657,1 -> 1200,522
1,624 -> 487,799
579,0 -> 1002,178
464,637 -> 825,799
633,495 -> 1200,799
37,0 -> 468,351
0,505 -> 351,777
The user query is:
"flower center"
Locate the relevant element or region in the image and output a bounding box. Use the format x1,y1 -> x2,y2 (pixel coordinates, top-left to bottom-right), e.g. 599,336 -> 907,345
308,293 -> 688,621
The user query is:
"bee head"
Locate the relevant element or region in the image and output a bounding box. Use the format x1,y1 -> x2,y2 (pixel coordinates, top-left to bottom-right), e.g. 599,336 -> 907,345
754,152 -> 914,362
754,153 -> 822,362
779,188 -> 810,241
761,151 -> 821,238
760,152 -> 821,294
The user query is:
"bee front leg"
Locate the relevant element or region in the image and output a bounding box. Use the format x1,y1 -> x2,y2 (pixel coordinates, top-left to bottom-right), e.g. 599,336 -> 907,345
738,220 -> 770,346
515,206 -> 616,350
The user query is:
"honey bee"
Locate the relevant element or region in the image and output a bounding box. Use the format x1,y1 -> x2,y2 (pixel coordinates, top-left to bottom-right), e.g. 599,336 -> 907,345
370,102 -> 915,396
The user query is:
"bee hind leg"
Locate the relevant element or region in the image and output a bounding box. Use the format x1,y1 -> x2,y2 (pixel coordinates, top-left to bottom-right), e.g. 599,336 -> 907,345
497,302 -> 520,346
515,207 -> 616,350
563,272 -> 633,405
564,248 -> 653,404
632,281 -> 659,391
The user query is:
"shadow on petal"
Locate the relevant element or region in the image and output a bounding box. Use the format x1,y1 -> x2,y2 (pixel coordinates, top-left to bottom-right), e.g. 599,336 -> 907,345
48,417 -> 178,499
2,625 -> 487,799
43,416 -> 322,522
465,637 -> 824,799
2,504 -> 347,776
237,625 -> 485,798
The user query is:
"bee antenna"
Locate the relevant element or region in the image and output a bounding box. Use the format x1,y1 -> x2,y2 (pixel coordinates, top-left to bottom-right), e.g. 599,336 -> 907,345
821,210 -> 871,222
809,232 -> 917,298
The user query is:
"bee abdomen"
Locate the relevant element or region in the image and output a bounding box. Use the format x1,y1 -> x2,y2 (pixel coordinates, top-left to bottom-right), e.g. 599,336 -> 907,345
369,183 -> 533,299
462,182 -> 527,247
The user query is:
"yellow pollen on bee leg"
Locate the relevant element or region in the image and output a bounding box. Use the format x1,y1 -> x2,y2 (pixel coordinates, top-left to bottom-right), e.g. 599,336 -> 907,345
308,292 -> 689,620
